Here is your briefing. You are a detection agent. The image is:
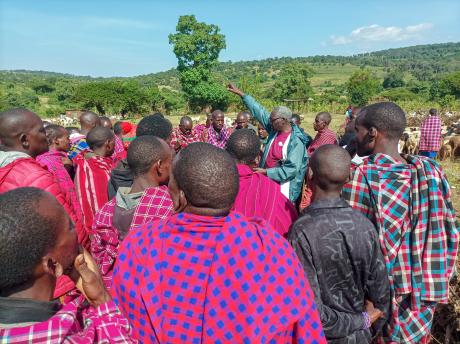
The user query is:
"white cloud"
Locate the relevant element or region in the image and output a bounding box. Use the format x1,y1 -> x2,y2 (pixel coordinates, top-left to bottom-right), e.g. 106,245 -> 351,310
330,23 -> 433,45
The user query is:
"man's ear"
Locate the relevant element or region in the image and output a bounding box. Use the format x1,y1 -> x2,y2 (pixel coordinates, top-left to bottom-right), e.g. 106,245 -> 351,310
42,255 -> 63,278
19,133 -> 29,149
307,166 -> 314,182
368,127 -> 377,138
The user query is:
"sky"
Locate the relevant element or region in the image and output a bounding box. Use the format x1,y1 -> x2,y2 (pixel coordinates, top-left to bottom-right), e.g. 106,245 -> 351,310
1,0 -> 459,77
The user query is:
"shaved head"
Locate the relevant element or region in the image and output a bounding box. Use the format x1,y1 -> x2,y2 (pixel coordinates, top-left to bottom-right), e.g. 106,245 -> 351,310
86,126 -> 114,150
180,116 -> 193,127
0,108 -> 48,157
80,111 -> 100,132
99,116 -> 112,129
317,112 -> 332,125
310,145 -> 351,191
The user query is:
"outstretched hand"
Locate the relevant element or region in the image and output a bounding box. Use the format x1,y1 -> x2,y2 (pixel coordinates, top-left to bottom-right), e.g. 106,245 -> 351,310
227,83 -> 244,97
74,249 -> 111,307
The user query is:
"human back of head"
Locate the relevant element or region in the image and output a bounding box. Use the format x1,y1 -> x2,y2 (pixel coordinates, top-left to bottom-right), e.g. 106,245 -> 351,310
99,116 -> 113,129
0,108 -> 48,157
79,111 -> 100,132
171,142 -> 239,214
86,126 -> 114,156
136,113 -> 173,143
310,145 -> 351,193
226,129 -> 260,166
127,136 -> 172,184
0,188 -> 65,296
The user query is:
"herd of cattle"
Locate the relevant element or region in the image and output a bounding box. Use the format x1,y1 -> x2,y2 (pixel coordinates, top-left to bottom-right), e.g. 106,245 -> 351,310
399,119 -> 460,160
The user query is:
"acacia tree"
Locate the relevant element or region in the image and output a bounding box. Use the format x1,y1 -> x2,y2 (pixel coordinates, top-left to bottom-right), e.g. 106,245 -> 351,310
169,15 -> 229,111
346,70 -> 380,106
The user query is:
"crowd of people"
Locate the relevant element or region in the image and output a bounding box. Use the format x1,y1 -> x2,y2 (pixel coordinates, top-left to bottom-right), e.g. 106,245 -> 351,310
0,83 -> 458,344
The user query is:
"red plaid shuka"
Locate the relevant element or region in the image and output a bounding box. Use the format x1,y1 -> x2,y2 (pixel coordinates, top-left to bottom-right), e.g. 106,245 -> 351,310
202,126 -> 233,149
342,153 -> 459,343
307,127 -> 338,155
0,296 -> 135,343
170,127 -> 201,152
74,154 -> 113,243
91,186 -> 174,288
419,115 -> 442,152
112,135 -> 127,166
112,211 -> 326,343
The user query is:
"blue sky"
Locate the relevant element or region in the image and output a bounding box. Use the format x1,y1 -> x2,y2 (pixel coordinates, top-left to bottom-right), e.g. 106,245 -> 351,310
1,0 -> 459,77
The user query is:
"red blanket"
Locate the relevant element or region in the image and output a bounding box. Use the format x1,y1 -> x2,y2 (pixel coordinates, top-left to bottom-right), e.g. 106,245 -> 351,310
74,154 -> 113,240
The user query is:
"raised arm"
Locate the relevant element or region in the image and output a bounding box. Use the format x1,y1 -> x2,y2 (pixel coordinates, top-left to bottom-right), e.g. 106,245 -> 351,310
227,83 -> 272,133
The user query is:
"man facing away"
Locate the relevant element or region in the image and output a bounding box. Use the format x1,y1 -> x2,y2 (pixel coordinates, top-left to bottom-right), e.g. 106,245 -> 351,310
0,187 -> 135,343
91,136 -> 174,288
170,115 -> 201,153
201,110 -> 233,148
74,126 -> 115,238
112,142 -> 326,343
68,111 -> 100,160
108,113 -> 173,198
289,145 -> 390,343
342,102 -> 459,343
100,115 -> 127,166
227,83 -> 311,203
226,129 -> 297,236
419,108 -> 442,158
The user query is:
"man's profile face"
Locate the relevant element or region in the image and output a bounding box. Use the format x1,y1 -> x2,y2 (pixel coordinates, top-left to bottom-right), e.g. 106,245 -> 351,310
313,115 -> 327,132
212,113 -> 225,131
28,116 -> 49,157
354,118 -> 373,157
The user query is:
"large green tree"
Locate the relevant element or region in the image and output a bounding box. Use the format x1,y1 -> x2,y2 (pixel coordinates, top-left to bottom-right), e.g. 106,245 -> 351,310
273,62 -> 314,102
346,70 -> 380,106
169,15 -> 229,111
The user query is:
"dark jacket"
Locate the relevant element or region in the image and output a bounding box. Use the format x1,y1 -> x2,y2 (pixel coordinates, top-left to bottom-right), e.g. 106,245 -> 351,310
108,159 -> 134,199
288,198 -> 390,343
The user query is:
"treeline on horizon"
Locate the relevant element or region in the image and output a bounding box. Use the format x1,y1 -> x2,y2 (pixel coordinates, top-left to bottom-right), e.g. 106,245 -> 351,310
1,42 -> 460,118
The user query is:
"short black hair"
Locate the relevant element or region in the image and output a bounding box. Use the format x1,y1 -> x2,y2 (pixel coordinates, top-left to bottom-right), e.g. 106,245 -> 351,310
357,102 -> 407,140
99,116 -> 112,127
127,136 -> 167,176
45,124 -> 66,145
429,108 -> 437,115
65,126 -> 80,135
0,188 -> 57,293
310,145 -> 351,191
292,114 -> 301,122
226,129 -> 260,165
173,143 -> 239,209
317,112 -> 332,124
86,126 -> 114,150
136,113 -> 172,139
113,121 -> 122,135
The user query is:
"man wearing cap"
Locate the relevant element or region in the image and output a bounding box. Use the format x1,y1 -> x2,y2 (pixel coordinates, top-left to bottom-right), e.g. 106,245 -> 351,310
228,84 -> 311,203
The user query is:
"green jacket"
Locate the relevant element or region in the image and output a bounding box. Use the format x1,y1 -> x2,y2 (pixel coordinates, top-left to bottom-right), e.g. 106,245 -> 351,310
242,94 -> 311,202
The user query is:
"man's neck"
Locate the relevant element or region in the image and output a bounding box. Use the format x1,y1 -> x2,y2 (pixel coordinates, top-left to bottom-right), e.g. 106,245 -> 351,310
279,124 -> 292,133
80,128 -> 90,136
372,139 -> 405,162
130,175 -> 159,194
91,148 -> 108,157
183,205 -> 230,217
4,277 -> 54,302
312,186 -> 341,203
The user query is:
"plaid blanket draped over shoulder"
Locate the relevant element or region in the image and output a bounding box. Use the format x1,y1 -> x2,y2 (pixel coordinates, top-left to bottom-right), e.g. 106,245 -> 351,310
342,153 -> 459,343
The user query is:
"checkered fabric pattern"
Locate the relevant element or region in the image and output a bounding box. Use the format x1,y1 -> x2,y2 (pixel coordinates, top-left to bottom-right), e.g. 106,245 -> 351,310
68,136 -> 90,160
0,296 -> 135,343
203,126 -> 232,149
419,115 -> 442,152
307,128 -> 338,155
91,185 -> 173,288
342,153 -> 459,343
170,127 -> 202,152
112,211 -> 326,343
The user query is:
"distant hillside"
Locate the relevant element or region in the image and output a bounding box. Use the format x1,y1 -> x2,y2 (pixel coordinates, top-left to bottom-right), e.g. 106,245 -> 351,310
2,42 -> 459,88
